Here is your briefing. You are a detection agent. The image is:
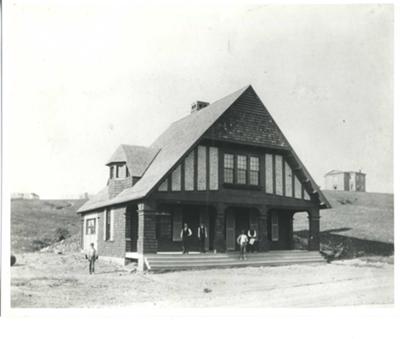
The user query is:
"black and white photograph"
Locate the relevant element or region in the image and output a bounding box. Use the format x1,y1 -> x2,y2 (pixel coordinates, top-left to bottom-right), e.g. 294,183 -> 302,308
1,0 -> 398,332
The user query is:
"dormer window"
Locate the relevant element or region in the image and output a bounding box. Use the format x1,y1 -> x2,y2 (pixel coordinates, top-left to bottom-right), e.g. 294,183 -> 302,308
109,163 -> 129,179
116,164 -> 125,178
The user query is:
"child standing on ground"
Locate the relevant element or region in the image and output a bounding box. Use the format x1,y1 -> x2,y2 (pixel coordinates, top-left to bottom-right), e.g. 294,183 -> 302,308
237,230 -> 249,260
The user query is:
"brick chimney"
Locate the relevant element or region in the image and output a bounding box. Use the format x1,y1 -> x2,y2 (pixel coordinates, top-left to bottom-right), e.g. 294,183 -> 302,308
191,101 -> 209,113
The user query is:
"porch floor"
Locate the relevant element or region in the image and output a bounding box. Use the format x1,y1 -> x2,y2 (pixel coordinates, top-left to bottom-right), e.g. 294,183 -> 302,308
126,250 -> 326,272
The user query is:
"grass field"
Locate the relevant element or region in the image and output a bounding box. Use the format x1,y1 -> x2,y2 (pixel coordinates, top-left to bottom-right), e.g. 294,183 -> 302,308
294,190 -> 394,244
11,199 -> 86,253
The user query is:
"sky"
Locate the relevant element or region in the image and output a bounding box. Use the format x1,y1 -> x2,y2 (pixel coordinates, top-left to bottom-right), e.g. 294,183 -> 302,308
5,2 -> 394,198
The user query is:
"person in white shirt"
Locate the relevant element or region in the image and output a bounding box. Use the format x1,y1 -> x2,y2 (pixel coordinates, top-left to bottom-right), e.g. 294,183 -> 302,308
85,243 -> 98,274
236,230 -> 249,260
247,228 -> 257,252
180,223 -> 192,254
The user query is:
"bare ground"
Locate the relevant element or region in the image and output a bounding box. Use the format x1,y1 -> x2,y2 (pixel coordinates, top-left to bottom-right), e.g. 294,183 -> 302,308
11,252 -> 394,308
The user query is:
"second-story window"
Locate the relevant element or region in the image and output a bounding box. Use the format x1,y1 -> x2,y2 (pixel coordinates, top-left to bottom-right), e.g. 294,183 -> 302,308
223,153 -> 260,187
224,154 -> 234,184
236,155 -> 247,184
249,156 -> 260,185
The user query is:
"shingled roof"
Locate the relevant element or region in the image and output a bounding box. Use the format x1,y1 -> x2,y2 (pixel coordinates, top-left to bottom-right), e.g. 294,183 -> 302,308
78,85 -> 330,213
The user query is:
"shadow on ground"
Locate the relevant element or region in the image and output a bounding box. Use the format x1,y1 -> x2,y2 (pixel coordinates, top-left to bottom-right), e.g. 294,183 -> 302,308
294,228 -> 394,261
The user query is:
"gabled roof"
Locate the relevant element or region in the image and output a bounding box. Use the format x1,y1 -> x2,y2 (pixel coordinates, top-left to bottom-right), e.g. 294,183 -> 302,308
78,85 -> 330,213
106,144 -> 160,177
77,186 -> 110,213
110,85 -> 250,204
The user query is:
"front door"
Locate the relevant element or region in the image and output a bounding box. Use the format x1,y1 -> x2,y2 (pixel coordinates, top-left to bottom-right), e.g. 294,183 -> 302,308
83,216 -> 98,251
225,207 -> 250,250
235,208 -> 250,250
183,206 -> 200,251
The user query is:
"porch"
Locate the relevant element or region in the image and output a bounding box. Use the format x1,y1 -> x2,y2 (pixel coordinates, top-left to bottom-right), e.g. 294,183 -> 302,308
125,201 -> 321,256
126,250 -> 326,272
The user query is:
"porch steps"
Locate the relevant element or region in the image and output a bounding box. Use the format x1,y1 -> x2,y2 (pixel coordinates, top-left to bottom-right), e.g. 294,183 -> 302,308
144,250 -> 326,272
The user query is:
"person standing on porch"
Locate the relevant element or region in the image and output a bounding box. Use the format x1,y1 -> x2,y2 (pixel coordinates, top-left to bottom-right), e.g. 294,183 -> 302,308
180,223 -> 192,254
197,224 -> 207,253
247,228 -> 257,253
237,230 -> 249,260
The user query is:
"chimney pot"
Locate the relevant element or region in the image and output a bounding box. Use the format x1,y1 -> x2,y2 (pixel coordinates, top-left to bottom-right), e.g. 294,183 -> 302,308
191,101 -> 209,113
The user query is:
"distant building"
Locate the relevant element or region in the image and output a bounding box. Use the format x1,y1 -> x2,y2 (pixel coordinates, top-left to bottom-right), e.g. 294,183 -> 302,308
324,170 -> 366,192
80,192 -> 91,200
11,192 -> 40,200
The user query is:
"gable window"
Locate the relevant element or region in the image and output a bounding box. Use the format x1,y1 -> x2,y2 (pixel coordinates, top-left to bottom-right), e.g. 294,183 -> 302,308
224,154 -> 234,184
236,155 -> 247,184
86,218 -> 96,235
224,153 -> 260,187
249,156 -> 260,185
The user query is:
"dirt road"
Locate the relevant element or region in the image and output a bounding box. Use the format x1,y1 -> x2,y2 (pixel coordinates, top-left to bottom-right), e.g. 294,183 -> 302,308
11,252 -> 393,308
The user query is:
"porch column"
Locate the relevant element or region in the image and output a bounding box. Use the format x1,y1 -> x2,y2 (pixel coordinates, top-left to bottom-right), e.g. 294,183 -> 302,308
288,211 -> 294,250
258,206 -> 269,251
214,204 -> 226,252
137,201 -> 158,270
308,208 -> 320,251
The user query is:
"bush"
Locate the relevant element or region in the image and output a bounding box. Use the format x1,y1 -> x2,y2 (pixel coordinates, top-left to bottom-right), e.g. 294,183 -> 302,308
55,227 -> 71,241
32,238 -> 53,251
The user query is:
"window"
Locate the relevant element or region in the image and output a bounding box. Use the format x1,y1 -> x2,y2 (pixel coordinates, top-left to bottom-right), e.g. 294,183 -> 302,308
249,156 -> 259,185
126,166 -> 130,177
271,212 -> 279,241
224,153 -> 260,186
110,166 -> 114,179
116,164 -> 125,178
224,154 -> 234,184
86,218 -> 96,235
105,209 -> 111,241
236,155 -> 247,184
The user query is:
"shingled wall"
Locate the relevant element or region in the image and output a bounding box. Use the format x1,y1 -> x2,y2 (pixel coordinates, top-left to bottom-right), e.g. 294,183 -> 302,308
204,87 -> 288,148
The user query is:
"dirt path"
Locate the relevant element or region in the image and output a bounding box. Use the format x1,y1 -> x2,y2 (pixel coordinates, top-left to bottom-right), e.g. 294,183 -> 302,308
11,252 -> 393,308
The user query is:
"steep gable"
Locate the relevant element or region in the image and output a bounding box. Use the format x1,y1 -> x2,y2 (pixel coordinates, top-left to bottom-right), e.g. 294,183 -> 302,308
78,85 -> 330,213
205,86 -> 288,148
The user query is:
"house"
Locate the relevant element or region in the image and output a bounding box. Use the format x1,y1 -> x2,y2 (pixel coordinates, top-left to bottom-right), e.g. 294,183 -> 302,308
11,192 -> 40,200
78,85 -> 330,270
324,170 -> 366,192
